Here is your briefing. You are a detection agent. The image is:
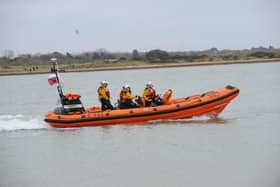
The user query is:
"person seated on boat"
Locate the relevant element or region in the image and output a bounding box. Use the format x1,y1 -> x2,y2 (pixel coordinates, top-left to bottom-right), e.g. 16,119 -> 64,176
97,80 -> 114,110
142,81 -> 158,107
119,84 -> 138,109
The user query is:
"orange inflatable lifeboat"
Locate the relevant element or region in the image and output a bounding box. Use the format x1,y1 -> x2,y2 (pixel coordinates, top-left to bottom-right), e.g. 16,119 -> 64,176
44,85 -> 239,128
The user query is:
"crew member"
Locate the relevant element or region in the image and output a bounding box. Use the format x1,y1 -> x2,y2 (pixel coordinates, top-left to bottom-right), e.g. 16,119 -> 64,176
97,81 -> 114,110
119,84 -> 137,109
142,81 -> 156,107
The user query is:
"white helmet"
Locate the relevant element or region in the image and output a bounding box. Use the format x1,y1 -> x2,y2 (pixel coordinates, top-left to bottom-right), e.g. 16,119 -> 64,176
124,83 -> 130,89
100,80 -> 108,86
146,81 -> 153,87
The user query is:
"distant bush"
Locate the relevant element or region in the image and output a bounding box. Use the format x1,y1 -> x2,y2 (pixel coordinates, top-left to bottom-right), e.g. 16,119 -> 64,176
273,52 -> 280,58
1,47 -> 280,67
1,65 -> 12,69
182,55 -> 208,62
146,49 -> 169,61
222,55 -> 240,60
249,52 -> 274,58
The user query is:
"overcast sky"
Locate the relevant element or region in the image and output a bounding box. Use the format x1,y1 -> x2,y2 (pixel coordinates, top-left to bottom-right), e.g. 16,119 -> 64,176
1,0 -> 279,56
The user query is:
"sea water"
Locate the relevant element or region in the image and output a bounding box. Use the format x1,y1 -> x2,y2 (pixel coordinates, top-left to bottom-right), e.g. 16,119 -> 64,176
0,62 -> 280,187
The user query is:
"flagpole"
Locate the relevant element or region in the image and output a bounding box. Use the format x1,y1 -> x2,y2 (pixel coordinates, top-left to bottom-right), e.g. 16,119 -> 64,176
51,58 -> 64,100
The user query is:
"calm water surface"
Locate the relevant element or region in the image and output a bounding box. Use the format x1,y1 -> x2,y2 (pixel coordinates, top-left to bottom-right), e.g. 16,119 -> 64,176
0,62 -> 280,187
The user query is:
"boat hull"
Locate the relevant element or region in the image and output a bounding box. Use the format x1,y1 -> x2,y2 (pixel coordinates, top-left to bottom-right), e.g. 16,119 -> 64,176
44,86 -> 239,128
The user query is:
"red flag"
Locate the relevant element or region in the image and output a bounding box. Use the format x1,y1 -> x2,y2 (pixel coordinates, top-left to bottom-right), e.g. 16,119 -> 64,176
48,74 -> 58,85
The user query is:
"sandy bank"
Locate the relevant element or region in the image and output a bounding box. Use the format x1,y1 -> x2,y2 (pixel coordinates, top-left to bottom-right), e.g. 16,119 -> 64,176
1,58 -> 280,77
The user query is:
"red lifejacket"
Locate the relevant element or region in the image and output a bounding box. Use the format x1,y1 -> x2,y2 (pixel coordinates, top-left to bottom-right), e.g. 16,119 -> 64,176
106,89 -> 110,98
120,89 -> 125,101
146,87 -> 156,99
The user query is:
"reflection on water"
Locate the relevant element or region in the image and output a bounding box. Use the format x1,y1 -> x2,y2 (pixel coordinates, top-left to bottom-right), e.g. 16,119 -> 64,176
86,117 -> 231,130
132,117 -> 230,126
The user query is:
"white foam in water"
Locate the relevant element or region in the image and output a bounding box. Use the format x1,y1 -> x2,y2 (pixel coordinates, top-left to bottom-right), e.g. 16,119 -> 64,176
0,114 -> 49,132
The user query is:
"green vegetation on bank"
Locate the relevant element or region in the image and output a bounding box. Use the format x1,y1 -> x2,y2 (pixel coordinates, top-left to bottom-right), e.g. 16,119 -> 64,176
1,47 -> 280,73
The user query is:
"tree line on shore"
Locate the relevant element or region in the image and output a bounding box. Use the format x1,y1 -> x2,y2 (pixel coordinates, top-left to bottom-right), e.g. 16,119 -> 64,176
1,46 -> 280,66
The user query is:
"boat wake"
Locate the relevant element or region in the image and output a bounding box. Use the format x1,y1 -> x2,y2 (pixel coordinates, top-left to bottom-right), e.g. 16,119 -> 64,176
0,113 -> 231,132
0,114 -> 49,132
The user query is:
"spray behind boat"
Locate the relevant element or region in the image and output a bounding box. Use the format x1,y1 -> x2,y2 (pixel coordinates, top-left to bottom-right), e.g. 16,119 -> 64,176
50,58 -> 85,114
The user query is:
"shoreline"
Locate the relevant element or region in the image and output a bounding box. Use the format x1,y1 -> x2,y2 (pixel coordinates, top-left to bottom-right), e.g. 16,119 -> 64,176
1,58 -> 280,76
